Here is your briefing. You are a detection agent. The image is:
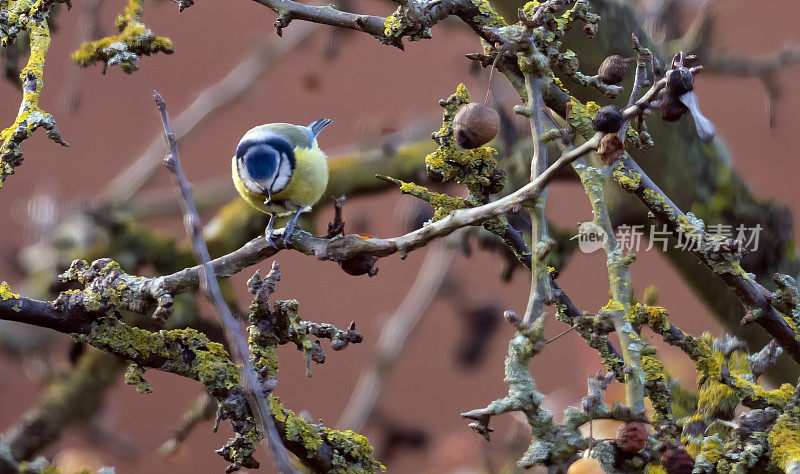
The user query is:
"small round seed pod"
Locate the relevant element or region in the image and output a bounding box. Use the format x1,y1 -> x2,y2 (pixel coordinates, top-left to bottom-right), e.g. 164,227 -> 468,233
666,68 -> 694,96
598,133 -> 625,164
661,447 -> 694,474
567,458 -> 605,474
453,102 -> 500,149
616,422 -> 648,453
339,254 -> 378,276
597,55 -> 631,85
591,105 -> 624,133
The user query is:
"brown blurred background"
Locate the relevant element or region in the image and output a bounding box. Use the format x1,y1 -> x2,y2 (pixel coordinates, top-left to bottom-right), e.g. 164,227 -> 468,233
1,0 -> 799,472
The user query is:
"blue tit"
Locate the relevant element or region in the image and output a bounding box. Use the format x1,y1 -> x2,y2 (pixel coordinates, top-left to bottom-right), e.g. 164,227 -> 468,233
232,118 -> 331,241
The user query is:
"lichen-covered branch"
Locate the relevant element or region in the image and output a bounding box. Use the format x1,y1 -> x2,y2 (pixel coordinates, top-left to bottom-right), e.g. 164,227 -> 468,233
253,0 -> 506,50
610,155 -> 800,365
460,310 -> 644,470
0,0 -> 69,188
71,0 -> 173,73
1,264 -> 382,472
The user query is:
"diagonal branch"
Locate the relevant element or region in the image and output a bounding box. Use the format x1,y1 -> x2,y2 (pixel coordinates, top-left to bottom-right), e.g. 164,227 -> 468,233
154,91 -> 296,473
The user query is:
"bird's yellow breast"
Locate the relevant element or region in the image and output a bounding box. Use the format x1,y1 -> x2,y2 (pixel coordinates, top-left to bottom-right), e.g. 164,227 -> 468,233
232,145 -> 328,216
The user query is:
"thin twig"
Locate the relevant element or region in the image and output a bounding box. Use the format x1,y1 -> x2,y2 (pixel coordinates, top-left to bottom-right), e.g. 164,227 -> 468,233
545,324 -> 577,345
153,91 -> 296,474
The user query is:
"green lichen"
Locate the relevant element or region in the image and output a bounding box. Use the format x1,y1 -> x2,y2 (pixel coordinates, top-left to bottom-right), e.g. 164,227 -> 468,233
380,175 -> 470,221
124,362 -> 152,394
568,98 -> 600,139
270,396 -> 385,472
636,303 -> 795,427
383,14 -> 406,38
613,163 -> 642,191
71,0 -> 173,74
79,316 -> 241,393
424,84 -> 506,201
694,434 -> 725,470
642,355 -> 673,427
470,0 -> 506,28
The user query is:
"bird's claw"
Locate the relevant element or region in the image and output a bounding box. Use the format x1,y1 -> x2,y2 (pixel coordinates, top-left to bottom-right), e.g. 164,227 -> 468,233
282,220 -> 297,245
264,214 -> 282,248
264,229 -> 283,248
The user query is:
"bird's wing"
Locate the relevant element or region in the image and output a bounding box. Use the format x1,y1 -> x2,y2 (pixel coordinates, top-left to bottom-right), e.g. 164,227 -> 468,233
235,131 -> 296,196
248,123 -> 312,149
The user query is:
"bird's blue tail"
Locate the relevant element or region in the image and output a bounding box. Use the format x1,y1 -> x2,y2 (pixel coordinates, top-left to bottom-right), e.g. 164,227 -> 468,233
308,118 -> 332,138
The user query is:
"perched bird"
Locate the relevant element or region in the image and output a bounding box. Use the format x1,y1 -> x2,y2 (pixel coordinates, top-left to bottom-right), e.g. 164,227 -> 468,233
232,119 -> 331,243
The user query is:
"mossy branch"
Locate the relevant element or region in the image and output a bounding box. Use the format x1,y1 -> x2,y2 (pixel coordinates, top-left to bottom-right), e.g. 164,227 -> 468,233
0,266 -> 382,472
0,0 -> 69,188
71,0 -> 173,74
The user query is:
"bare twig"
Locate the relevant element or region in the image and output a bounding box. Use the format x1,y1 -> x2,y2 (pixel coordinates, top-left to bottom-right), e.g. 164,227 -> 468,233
153,91 -> 296,473
704,44 -> 800,127
253,0 -> 387,41
159,393 -> 217,457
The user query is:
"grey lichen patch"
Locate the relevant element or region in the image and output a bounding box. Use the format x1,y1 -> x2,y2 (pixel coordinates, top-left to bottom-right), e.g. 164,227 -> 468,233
247,266 -> 363,379
71,0 -> 173,74
245,266 -> 379,472
461,312 -> 642,470
773,273 -> 800,327
56,257 -> 181,322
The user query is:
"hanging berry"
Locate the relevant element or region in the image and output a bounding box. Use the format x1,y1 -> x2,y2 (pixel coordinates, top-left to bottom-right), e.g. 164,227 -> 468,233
591,105 -> 624,133
567,457 -> 605,474
453,102 -> 500,149
615,422 -> 649,453
597,55 -> 632,85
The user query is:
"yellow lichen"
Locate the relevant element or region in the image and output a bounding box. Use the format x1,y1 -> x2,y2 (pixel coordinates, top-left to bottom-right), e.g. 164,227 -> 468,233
1,18 -> 67,188
0,281 -> 20,300
769,415 -> 800,471
71,0 -> 173,74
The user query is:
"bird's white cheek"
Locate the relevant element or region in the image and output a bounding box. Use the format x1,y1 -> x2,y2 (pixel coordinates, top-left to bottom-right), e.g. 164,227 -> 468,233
269,152 -> 294,194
